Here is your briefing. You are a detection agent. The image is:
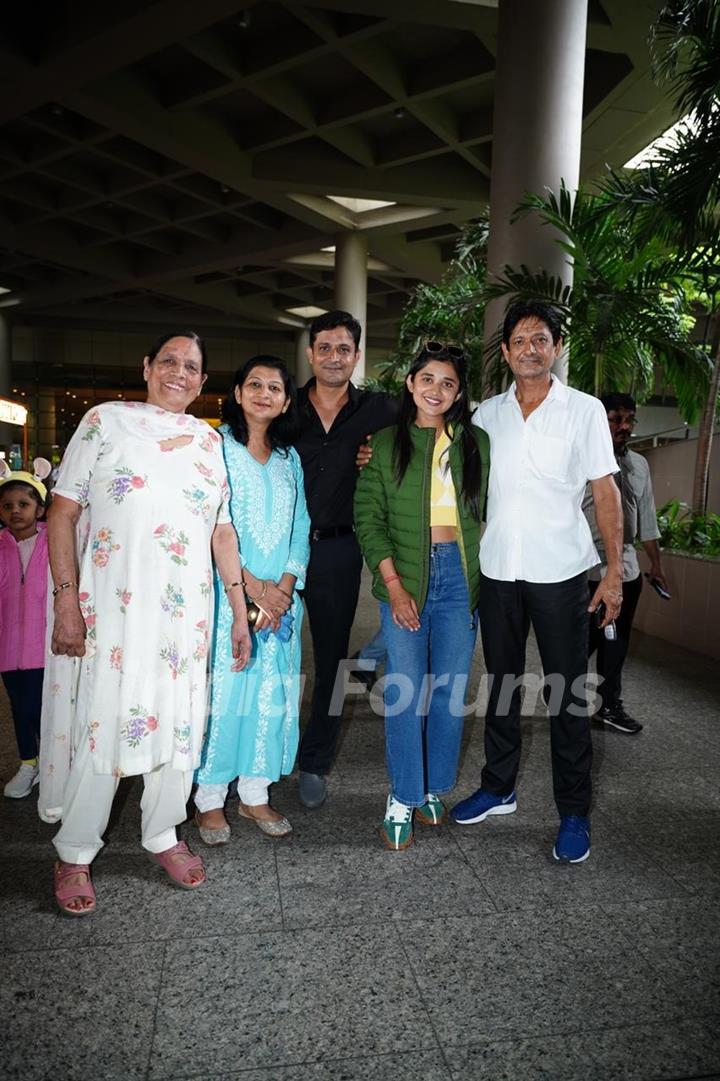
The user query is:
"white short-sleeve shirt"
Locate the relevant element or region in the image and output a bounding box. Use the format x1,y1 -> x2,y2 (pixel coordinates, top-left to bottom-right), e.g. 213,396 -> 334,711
473,377 -> 618,584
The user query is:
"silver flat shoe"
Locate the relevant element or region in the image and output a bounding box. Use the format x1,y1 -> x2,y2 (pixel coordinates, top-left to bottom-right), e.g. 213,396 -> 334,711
237,803 -> 292,838
194,812 -> 231,846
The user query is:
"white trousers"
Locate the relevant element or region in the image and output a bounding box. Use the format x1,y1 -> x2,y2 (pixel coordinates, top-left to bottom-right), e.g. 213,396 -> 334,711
53,732 -> 193,865
194,775 -> 270,812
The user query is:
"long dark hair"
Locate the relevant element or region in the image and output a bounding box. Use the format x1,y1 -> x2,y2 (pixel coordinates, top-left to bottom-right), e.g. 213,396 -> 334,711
221,355 -> 298,455
392,348 -> 482,520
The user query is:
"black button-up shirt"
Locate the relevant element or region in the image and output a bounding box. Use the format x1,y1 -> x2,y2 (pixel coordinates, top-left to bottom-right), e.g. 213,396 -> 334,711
295,379 -> 398,530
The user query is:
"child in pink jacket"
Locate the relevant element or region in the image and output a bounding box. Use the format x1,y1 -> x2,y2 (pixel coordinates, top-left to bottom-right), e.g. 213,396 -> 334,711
0,460 -> 50,798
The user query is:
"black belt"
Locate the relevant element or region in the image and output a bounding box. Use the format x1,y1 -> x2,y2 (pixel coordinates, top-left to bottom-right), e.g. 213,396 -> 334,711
310,525 -> 355,541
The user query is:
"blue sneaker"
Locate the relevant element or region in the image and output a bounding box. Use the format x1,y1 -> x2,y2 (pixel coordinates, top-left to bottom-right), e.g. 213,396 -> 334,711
450,788 -> 517,825
553,815 -> 590,863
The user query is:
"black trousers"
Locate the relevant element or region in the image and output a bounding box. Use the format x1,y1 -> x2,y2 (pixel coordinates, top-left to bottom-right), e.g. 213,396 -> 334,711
588,573 -> 642,708
298,533 -> 363,775
479,572 -> 593,817
2,669 -> 44,760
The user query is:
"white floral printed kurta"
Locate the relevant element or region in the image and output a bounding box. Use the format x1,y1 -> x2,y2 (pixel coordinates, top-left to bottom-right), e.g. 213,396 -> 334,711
39,401 -> 230,816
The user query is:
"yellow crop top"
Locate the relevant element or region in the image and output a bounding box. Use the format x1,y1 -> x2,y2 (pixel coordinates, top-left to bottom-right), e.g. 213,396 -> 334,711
430,429 -> 457,527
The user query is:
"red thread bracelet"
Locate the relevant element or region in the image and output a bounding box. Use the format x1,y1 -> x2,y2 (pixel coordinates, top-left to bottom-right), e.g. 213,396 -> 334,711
383,574 -> 400,585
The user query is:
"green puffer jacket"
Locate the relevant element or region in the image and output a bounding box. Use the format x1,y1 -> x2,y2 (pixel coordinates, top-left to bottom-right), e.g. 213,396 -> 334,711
354,423 -> 490,613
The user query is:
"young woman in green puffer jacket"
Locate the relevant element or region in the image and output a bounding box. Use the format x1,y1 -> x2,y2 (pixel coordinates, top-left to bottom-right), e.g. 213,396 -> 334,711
354,343 -> 489,850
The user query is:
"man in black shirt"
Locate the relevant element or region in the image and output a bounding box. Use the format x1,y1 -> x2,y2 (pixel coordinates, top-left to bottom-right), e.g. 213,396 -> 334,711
295,310 -> 397,808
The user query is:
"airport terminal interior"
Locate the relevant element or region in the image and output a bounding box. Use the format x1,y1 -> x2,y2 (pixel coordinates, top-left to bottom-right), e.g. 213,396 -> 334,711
0,2 -> 718,1079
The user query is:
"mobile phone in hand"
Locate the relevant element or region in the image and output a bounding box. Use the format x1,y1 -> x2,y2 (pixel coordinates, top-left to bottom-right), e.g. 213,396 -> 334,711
644,574 -> 671,600
594,603 -> 617,641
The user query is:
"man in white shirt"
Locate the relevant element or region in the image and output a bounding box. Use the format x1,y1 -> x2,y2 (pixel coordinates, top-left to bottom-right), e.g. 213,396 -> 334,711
451,301 -> 623,864
584,393 -> 668,735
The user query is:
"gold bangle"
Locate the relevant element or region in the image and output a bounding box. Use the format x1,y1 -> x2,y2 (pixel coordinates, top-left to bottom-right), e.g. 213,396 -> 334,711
52,581 -> 77,597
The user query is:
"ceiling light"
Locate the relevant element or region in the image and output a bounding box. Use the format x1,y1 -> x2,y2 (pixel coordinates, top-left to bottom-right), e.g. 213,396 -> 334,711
394,107 -> 406,120
327,196 -> 396,214
0,287 -> 11,295
286,305 -> 328,319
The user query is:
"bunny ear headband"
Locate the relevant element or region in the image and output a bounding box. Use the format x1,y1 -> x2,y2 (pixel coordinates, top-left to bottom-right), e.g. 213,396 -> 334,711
0,456 -> 52,502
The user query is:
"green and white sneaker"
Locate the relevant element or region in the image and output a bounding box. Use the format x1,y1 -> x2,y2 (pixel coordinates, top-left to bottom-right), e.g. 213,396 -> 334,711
377,795 -> 413,850
415,794 -> 447,826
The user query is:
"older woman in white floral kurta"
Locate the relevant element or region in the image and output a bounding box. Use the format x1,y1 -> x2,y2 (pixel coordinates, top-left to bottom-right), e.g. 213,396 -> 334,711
44,333 -> 250,916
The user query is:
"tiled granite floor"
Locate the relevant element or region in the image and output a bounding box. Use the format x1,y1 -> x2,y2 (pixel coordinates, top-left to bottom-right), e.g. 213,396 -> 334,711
1,584 -> 718,1081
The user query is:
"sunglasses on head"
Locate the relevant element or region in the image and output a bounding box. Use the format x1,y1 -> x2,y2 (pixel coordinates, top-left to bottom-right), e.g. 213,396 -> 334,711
423,340 -> 465,361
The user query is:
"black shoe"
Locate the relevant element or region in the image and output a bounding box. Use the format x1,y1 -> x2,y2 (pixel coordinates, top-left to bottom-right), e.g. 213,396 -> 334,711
348,652 -> 377,692
298,771 -> 327,809
595,702 -> 643,735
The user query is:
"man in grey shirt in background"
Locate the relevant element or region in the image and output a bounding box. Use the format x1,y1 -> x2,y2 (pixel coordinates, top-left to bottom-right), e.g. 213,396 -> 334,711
584,392 -> 669,735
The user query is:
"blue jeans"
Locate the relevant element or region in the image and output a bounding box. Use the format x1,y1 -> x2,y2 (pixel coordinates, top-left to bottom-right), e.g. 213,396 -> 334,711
380,542 -> 477,807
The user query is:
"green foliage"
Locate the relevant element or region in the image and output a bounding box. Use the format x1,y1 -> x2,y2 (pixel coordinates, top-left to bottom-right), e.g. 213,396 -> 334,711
601,125 -> 720,252
657,498 -> 720,556
653,0 -> 720,120
361,370 -> 405,397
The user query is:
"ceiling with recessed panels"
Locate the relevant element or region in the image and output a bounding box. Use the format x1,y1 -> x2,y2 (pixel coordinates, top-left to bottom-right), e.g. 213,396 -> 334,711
0,0 -> 671,348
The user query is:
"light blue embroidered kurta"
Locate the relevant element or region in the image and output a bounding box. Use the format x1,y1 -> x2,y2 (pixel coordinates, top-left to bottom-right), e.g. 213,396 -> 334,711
197,429 -> 310,783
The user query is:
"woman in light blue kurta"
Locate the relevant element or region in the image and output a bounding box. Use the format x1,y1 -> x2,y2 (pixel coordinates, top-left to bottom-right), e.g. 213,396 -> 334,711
194,356 -> 309,840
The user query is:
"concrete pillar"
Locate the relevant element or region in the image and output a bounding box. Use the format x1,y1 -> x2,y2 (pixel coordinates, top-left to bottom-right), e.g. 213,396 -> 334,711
295,327 -> 312,387
484,0 -> 588,383
334,232 -> 368,380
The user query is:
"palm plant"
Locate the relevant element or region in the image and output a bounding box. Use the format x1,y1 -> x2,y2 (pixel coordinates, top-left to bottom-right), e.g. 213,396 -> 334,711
477,182 -> 710,414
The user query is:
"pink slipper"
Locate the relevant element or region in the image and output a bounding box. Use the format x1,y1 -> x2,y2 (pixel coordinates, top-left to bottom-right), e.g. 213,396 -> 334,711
150,839 -> 206,889
54,860 -> 96,916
